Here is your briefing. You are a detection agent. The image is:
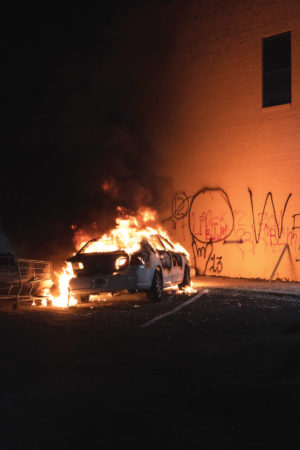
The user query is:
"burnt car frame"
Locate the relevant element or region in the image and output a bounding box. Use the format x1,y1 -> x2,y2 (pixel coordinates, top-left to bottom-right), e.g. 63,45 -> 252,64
68,234 -> 191,302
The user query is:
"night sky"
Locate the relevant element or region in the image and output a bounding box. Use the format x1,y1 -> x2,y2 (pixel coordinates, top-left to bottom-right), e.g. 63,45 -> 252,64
0,1 -> 173,263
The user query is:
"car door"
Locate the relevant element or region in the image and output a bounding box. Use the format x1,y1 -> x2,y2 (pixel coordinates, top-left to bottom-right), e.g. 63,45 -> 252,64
170,252 -> 184,285
159,250 -> 173,286
158,236 -> 183,285
149,235 -> 173,286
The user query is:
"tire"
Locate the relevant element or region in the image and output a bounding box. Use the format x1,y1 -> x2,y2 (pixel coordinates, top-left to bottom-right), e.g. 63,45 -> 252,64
179,265 -> 191,288
147,269 -> 163,302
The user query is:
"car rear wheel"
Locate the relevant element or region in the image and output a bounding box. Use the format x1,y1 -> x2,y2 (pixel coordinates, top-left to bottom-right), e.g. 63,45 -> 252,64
147,269 -> 163,302
179,265 -> 191,288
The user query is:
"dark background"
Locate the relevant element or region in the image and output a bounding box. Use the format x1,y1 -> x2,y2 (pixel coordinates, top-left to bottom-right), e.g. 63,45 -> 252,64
0,1 -> 174,263
1,287 -> 300,449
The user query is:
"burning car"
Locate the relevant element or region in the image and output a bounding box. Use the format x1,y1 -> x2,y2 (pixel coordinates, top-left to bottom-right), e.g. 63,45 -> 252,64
67,232 -> 191,302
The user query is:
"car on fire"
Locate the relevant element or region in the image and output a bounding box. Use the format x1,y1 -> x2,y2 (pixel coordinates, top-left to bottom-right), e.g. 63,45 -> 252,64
67,234 -> 191,302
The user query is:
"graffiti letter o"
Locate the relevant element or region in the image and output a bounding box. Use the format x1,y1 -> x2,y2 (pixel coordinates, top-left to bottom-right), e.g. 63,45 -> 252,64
189,187 -> 234,243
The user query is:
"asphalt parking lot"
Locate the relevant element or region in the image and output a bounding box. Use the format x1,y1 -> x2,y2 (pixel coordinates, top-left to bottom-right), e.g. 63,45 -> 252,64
1,278 -> 300,449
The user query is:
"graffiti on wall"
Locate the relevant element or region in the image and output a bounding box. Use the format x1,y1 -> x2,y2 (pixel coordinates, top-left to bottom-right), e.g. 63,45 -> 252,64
248,189 -> 292,244
164,187 -> 297,276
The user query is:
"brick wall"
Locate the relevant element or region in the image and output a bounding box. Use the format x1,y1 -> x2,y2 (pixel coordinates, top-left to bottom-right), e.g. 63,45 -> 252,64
150,0 -> 300,280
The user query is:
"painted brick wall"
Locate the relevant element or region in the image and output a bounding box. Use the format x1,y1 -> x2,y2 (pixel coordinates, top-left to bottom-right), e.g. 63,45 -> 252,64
150,0 -> 300,280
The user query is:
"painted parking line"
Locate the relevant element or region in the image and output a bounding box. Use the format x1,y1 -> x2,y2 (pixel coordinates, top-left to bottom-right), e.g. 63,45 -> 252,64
140,289 -> 209,328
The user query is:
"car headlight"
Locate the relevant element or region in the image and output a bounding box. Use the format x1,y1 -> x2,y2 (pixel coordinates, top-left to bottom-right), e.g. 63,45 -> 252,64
115,256 -> 128,271
72,262 -> 84,271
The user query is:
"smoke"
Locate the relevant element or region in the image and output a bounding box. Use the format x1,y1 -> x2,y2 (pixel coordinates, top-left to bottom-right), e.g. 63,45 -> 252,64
0,228 -> 14,254
0,1 -> 175,264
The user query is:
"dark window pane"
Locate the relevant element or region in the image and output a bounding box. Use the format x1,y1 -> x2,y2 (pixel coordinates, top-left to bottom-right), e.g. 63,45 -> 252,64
264,69 -> 291,107
262,31 -> 291,107
263,33 -> 291,72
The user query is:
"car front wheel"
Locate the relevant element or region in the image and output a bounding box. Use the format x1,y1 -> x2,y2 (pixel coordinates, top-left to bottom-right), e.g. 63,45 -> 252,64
147,269 -> 163,302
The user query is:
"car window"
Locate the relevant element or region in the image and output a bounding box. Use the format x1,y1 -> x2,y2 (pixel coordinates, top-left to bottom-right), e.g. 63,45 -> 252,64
149,235 -> 166,251
159,236 -> 175,251
172,253 -> 182,267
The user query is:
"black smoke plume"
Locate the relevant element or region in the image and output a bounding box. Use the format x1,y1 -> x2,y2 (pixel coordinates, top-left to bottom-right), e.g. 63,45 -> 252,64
0,1 -> 174,266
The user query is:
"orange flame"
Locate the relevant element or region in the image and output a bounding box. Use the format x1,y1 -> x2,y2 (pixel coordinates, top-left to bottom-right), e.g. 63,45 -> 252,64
76,207 -> 188,257
40,262 -> 77,308
39,207 -> 189,308
102,178 -> 118,197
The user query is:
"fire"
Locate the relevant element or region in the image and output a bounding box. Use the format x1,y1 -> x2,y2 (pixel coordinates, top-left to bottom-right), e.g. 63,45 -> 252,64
101,178 -> 118,197
178,282 -> 197,295
40,262 -> 77,308
38,207 -> 190,308
76,207 -> 188,257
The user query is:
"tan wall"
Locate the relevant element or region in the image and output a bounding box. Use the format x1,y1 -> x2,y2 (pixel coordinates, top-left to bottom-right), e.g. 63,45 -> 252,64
151,0 -> 300,280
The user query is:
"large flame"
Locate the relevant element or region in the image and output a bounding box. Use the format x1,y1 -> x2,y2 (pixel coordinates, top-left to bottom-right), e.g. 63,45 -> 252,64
38,207 -> 189,308
39,262 -> 77,308
75,207 -> 188,256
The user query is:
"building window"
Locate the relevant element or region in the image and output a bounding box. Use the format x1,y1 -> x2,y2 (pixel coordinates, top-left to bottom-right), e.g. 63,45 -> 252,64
262,31 -> 291,107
